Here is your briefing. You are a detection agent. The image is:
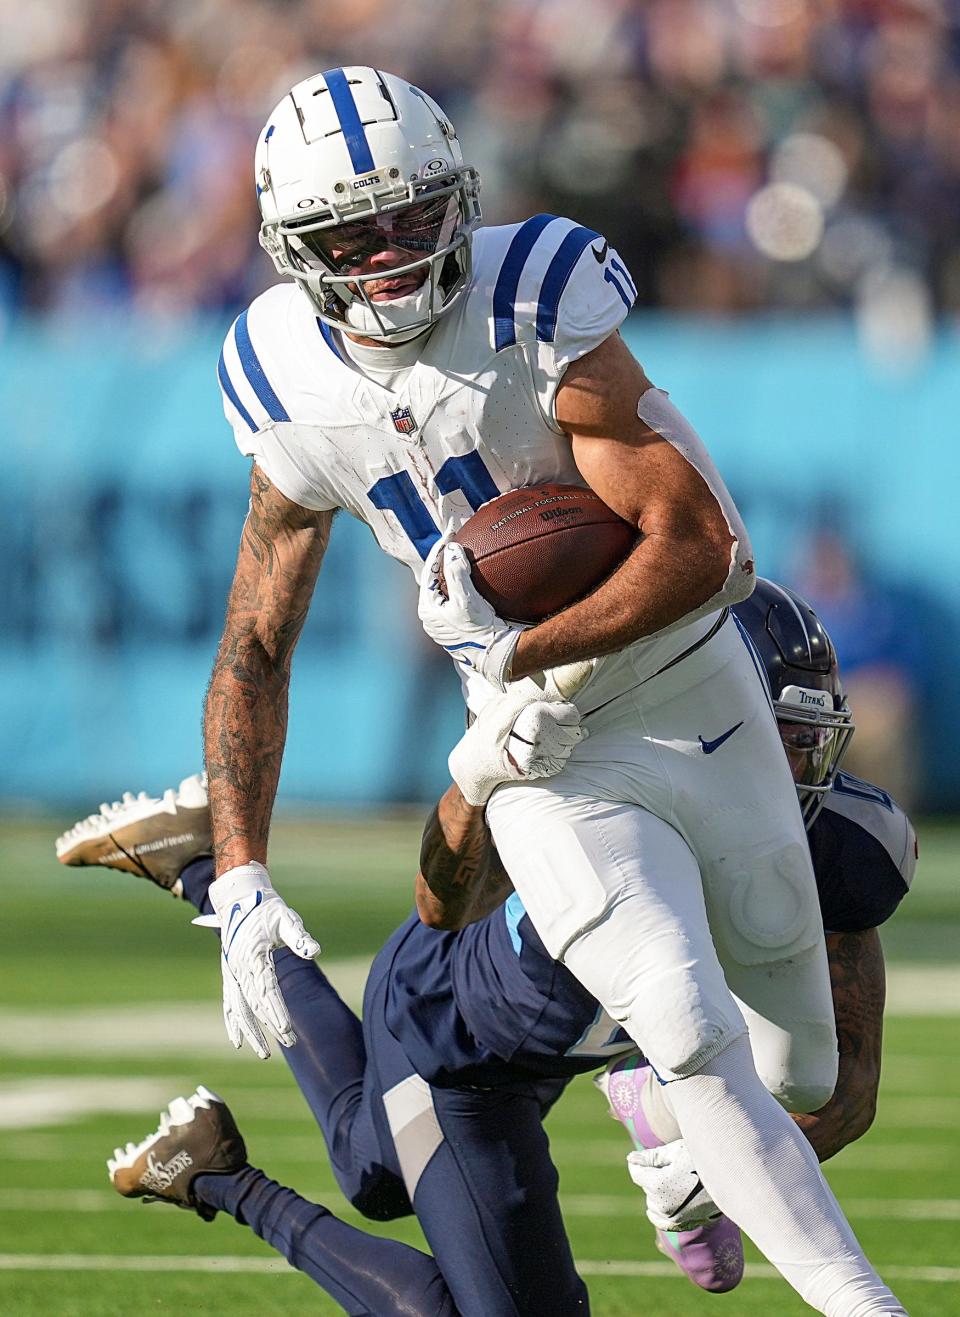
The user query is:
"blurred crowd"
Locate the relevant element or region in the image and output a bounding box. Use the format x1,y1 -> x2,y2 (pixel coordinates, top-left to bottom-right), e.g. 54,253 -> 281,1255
2,0 -> 959,323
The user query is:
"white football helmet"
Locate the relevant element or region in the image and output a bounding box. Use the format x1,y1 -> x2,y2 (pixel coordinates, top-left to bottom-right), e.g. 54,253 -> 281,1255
256,67 -> 481,342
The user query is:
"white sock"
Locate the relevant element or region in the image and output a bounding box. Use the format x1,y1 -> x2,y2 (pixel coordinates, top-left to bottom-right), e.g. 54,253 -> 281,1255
663,1036 -> 905,1316
639,1069 -> 682,1143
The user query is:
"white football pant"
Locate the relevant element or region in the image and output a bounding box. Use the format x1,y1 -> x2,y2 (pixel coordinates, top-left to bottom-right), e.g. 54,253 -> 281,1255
487,612 -> 838,1105
486,615 -> 908,1313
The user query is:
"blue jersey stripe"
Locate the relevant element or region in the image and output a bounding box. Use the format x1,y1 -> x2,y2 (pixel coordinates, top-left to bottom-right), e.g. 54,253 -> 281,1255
323,68 -> 376,175
733,611 -> 776,716
217,348 -> 257,433
492,213 -> 557,351
316,317 -> 343,360
603,265 -> 634,312
536,225 -> 601,343
234,310 -> 290,423
610,255 -> 637,299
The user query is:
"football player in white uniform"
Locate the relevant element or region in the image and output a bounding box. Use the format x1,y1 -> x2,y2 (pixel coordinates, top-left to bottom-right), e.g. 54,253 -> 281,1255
205,67 -> 903,1312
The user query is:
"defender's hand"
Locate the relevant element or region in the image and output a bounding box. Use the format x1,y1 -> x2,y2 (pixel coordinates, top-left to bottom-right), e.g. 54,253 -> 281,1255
449,682 -> 587,806
627,1140 -> 721,1232
193,862 -> 320,1057
418,540 -> 525,691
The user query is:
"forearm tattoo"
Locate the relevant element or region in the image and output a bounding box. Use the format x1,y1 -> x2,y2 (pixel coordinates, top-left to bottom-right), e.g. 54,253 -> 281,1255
418,786 -> 512,928
793,928 -> 886,1162
204,467 -> 331,872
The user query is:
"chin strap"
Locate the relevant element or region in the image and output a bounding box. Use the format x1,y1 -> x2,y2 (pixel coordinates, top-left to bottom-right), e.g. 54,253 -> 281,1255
342,282 -> 435,341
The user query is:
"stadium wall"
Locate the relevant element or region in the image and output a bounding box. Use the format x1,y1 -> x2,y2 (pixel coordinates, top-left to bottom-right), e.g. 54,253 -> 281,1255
2,314 -> 957,808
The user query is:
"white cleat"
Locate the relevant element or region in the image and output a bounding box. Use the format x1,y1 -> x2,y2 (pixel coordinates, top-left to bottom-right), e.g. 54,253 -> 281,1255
55,773 -> 211,895
108,1085 -> 246,1221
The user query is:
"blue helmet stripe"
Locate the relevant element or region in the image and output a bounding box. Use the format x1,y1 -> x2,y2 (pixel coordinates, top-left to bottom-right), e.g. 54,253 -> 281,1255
492,213 -> 557,351
536,225 -> 601,343
234,310 -> 290,423
323,68 -> 376,175
217,348 -> 257,433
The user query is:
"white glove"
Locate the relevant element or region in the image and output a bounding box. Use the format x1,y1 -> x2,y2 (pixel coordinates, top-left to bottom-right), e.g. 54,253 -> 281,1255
449,682 -> 588,806
193,862 -> 320,1058
418,539 -> 525,692
627,1139 -> 721,1231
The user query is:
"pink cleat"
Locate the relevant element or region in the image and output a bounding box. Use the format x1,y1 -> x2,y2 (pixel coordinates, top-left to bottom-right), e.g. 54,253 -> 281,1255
596,1054 -> 745,1293
654,1217 -> 745,1293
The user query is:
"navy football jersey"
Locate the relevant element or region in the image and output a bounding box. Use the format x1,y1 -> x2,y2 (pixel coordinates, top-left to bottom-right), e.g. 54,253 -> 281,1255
383,774 -> 916,1087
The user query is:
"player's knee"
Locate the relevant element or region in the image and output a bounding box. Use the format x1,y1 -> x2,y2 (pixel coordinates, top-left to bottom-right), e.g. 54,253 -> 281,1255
770,1071 -> 838,1115
757,1039 -> 839,1115
348,1172 -> 413,1222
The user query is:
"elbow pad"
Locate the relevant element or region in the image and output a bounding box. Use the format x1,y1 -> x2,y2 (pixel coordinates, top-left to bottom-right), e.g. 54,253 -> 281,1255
636,388 -> 755,623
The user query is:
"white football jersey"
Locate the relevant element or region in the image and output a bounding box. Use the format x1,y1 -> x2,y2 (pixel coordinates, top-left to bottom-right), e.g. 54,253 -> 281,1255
217,213 -> 716,706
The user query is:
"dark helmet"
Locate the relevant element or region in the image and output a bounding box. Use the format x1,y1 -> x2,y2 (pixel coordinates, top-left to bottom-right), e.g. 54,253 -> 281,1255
733,578 -> 854,828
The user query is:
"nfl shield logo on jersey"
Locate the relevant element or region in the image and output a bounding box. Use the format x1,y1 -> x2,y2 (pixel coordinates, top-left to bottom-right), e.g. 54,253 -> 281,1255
390,405 -> 418,435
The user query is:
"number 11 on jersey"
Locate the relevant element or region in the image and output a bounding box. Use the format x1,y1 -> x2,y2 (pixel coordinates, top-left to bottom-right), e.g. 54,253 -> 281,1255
367,452 -> 499,560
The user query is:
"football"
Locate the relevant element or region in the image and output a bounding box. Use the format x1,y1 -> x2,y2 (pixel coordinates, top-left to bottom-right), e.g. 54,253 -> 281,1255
451,483 -> 636,625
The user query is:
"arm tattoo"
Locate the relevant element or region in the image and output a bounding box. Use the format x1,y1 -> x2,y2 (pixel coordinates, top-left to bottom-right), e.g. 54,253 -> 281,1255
416,785 -> 512,929
203,466 -> 332,873
793,928 -> 886,1162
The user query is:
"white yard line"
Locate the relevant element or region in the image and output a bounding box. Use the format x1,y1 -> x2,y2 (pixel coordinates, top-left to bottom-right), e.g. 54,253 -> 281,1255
0,1253 -> 955,1284
560,1195 -> 960,1221
0,962 -> 953,1065
0,958 -> 370,1059
0,1078 -> 179,1131
1,1187 -> 959,1222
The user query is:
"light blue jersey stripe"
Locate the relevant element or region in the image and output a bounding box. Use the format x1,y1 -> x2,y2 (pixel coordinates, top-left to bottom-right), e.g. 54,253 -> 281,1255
536,225 -> 601,342
234,310 -> 289,423
504,892 -> 526,955
323,68 -> 376,175
217,349 -> 257,433
492,213 -> 556,351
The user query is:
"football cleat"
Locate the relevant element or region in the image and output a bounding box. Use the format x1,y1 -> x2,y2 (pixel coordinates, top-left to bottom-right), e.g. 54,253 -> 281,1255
55,773 -> 211,896
655,1217 -> 745,1293
107,1085 -> 246,1221
596,1055 -> 745,1293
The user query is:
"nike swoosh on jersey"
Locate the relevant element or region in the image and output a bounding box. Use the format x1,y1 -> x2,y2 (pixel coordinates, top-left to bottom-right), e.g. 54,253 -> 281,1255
591,240 -> 609,263
698,721 -> 744,754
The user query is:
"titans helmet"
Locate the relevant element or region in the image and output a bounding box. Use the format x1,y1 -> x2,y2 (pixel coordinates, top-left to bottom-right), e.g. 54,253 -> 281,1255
733,578 -> 854,828
256,67 -> 481,342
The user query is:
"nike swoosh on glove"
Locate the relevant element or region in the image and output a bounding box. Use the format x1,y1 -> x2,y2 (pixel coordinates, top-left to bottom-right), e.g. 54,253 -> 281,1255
627,1139 -> 722,1232
193,862 -> 320,1059
448,681 -> 588,806
418,539 -> 525,692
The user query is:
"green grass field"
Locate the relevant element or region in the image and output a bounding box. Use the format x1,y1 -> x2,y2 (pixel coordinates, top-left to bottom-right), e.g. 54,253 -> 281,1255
1,811 -> 957,1315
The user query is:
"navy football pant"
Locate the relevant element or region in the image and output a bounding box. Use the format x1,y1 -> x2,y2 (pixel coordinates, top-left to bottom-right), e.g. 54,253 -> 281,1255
182,859 -> 588,1316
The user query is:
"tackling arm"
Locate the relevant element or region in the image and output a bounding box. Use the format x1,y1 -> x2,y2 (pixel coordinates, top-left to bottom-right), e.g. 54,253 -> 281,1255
791,928 -> 886,1162
511,333 -> 753,679
416,785 -> 511,931
204,465 -> 333,873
